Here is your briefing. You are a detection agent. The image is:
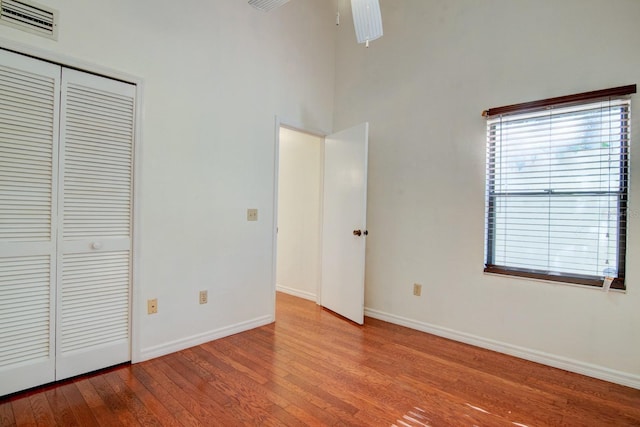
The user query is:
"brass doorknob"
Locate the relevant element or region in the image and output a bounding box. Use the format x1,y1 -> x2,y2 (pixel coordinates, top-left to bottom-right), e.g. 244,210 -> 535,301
353,229 -> 362,236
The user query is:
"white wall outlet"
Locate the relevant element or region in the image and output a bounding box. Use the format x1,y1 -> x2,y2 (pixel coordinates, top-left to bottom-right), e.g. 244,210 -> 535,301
413,283 -> 422,297
247,208 -> 258,221
147,298 -> 158,314
199,290 -> 208,304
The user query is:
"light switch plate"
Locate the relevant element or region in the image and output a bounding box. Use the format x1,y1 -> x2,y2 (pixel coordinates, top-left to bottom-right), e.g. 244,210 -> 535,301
413,283 -> 422,296
247,208 -> 258,221
199,290 -> 208,304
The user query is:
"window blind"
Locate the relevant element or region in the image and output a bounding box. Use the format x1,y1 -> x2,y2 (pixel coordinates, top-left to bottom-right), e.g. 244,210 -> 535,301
484,88 -> 634,289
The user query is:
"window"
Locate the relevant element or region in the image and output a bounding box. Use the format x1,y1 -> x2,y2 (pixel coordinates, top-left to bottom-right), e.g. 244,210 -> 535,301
484,85 -> 636,290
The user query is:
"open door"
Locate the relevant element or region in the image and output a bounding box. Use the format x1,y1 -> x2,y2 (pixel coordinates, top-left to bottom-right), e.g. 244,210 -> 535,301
320,123 -> 368,324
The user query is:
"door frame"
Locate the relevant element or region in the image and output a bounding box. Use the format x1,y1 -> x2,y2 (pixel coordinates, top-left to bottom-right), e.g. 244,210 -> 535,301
0,37 -> 145,363
271,117 -> 329,315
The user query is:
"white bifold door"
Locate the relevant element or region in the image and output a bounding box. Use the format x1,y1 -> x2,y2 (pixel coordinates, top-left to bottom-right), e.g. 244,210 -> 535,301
0,49 -> 135,396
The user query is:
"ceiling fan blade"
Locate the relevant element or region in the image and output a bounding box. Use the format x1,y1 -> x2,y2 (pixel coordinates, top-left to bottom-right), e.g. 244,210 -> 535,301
351,0 -> 383,44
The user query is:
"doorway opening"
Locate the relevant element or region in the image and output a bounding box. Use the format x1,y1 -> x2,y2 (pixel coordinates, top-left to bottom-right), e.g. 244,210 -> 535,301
275,126 -> 324,304
273,121 -> 369,325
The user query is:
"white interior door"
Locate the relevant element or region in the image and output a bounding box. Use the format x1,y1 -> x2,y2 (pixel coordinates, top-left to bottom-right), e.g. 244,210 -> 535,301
320,123 -> 368,324
55,68 -> 135,380
0,50 -> 60,396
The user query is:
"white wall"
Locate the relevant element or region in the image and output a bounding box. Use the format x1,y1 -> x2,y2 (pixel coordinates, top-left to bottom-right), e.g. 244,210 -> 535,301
0,0 -> 336,360
276,127 -> 323,301
333,0 -> 640,387
4,0 -> 639,389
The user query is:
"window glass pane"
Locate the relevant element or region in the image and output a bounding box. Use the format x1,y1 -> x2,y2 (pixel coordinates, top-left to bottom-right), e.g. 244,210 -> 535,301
491,195 -> 618,277
486,99 -> 629,284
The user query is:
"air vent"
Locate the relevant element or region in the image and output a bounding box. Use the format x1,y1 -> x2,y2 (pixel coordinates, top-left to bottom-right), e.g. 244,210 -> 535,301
0,0 -> 58,39
248,0 -> 290,12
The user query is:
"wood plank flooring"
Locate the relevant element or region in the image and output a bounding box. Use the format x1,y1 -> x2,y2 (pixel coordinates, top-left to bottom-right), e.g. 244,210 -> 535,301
1,292 -> 639,426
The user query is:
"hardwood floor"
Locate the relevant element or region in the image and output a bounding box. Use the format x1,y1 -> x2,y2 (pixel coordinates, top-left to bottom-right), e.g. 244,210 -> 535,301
1,292 -> 639,426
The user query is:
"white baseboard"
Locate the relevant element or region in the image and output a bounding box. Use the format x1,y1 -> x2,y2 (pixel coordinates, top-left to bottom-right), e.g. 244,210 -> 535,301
276,284 -> 316,302
364,307 -> 640,390
136,314 -> 273,363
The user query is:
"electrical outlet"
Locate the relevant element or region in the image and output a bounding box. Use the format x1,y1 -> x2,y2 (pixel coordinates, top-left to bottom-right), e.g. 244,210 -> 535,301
147,298 -> 158,314
247,208 -> 258,221
413,283 -> 422,297
199,290 -> 208,304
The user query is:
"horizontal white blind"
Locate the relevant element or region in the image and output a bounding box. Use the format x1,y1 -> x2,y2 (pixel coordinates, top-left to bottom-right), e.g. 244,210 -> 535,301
486,99 -> 630,279
0,64 -> 54,242
63,83 -> 134,239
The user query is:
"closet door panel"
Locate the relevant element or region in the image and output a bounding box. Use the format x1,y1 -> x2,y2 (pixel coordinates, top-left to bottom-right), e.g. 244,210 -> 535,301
0,49 -> 60,396
56,68 -> 135,380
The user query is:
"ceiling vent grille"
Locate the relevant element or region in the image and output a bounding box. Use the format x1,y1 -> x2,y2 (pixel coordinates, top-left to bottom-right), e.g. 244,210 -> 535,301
0,0 -> 58,39
248,0 -> 290,12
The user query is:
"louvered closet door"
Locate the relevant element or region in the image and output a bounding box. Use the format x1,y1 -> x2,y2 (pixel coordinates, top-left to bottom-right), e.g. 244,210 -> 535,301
0,50 -> 60,396
55,69 -> 135,380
